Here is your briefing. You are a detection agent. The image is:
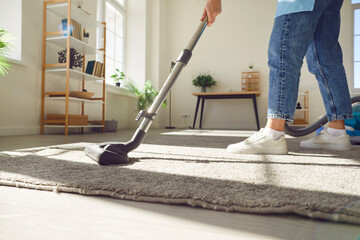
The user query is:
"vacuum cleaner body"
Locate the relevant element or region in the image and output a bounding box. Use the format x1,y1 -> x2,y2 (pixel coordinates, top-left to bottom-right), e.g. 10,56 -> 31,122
85,18 -> 208,165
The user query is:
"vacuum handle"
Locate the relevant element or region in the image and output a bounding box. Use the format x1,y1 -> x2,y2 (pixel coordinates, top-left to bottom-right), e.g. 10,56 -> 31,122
137,17 -> 209,133
186,16 -> 208,52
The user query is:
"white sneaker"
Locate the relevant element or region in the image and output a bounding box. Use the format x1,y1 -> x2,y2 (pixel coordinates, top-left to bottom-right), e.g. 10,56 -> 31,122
300,129 -> 352,151
226,128 -> 288,154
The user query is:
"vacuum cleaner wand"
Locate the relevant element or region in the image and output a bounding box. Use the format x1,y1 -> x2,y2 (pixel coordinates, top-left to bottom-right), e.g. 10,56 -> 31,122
85,17 -> 208,165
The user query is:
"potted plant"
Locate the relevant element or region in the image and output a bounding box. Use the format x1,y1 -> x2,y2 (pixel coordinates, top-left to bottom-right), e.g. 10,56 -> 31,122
248,65 -> 254,78
83,31 -> 90,44
58,48 -> 83,71
192,73 -> 216,93
125,79 -> 166,111
0,29 -> 12,76
111,69 -> 126,87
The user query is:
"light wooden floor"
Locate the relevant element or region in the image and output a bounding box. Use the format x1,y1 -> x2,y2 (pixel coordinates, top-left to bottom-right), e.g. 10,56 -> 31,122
0,131 -> 359,240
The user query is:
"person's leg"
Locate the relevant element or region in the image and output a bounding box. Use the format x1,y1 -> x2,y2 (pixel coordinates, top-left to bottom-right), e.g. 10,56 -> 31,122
267,0 -> 335,126
328,120 -> 345,129
266,119 -> 286,131
227,1 -> 333,154
305,0 -> 352,124
300,0 -> 352,151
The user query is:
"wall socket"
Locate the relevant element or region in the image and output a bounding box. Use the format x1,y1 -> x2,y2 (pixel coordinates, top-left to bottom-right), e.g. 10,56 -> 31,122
181,114 -> 191,118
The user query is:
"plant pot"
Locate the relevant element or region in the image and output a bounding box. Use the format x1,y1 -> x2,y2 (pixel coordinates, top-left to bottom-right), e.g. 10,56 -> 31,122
93,120 -> 118,132
115,82 -> 121,87
201,86 -> 206,93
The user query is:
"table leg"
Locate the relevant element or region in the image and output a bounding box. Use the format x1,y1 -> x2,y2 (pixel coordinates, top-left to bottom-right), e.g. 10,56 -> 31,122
192,96 -> 201,129
200,98 -> 205,129
252,94 -> 260,130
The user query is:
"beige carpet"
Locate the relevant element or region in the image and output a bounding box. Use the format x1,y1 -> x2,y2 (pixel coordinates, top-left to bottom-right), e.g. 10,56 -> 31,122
1,130 -> 360,225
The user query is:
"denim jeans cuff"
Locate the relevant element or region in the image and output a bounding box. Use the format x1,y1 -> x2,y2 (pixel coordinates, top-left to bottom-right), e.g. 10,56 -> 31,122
327,114 -> 353,122
267,114 -> 294,122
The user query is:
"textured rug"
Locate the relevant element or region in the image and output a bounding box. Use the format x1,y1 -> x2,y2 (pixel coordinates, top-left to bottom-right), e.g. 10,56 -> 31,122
1,130 -> 360,225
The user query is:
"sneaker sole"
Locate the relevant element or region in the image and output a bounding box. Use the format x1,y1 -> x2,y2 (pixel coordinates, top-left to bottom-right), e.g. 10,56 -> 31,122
226,148 -> 288,155
300,143 -> 352,151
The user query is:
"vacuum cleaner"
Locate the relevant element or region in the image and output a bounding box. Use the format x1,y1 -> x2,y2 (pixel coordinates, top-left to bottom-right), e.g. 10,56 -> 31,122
85,17 -> 209,165
85,17 -> 360,165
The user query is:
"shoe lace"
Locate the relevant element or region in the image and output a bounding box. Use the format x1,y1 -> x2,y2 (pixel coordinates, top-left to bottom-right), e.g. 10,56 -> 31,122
245,130 -> 264,143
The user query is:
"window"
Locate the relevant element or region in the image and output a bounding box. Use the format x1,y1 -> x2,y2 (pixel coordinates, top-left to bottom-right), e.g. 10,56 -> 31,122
0,0 -> 22,63
353,2 -> 360,91
355,8 -> 360,88
104,0 -> 125,85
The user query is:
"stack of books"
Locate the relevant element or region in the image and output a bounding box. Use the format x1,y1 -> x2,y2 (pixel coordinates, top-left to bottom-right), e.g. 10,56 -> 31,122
85,60 -> 104,78
62,19 -> 83,41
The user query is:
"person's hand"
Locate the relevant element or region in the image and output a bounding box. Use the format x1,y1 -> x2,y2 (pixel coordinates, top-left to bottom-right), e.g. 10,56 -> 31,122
201,0 -> 222,27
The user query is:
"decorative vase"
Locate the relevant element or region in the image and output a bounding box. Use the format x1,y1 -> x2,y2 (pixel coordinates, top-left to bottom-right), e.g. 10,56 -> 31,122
249,67 -> 254,78
201,86 -> 206,93
116,82 -> 121,87
83,35 -> 89,45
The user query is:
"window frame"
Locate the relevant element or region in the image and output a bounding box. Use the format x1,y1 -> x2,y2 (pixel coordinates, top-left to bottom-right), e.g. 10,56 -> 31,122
351,3 -> 360,94
103,0 -> 126,86
0,0 -> 23,64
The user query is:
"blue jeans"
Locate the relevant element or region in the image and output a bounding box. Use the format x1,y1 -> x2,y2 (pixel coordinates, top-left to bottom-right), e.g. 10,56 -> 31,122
268,0 -> 353,122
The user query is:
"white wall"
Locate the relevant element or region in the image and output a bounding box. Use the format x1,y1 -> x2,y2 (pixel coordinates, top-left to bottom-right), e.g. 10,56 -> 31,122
147,0 -> 353,130
0,0 -> 42,136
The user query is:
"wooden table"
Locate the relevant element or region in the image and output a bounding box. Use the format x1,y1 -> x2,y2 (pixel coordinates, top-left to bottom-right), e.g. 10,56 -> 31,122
192,91 -> 260,130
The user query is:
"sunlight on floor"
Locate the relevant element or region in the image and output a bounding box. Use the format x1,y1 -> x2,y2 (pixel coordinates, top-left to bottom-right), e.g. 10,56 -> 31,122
161,129 -> 296,138
161,129 -> 258,137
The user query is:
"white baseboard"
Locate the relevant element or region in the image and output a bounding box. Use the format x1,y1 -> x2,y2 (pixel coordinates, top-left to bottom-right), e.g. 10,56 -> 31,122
0,126 -> 95,136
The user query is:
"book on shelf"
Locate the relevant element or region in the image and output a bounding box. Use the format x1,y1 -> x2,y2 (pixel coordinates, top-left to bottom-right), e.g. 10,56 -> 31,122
95,62 -> 100,76
62,19 -> 83,41
85,60 -> 95,75
94,62 -> 100,76
101,62 -> 105,78
86,60 -> 105,78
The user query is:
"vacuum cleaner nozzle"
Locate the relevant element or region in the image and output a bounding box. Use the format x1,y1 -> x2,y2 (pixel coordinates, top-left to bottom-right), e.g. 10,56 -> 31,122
84,143 -> 130,165
85,129 -> 146,165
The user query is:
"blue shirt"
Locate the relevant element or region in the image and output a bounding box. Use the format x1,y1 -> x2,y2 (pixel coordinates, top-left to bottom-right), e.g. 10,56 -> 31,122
275,0 -> 315,18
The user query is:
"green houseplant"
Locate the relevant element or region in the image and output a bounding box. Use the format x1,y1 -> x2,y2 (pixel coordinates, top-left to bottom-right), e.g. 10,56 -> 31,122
0,29 -> 12,76
125,79 -> 166,111
192,73 -> 216,92
110,69 -> 126,87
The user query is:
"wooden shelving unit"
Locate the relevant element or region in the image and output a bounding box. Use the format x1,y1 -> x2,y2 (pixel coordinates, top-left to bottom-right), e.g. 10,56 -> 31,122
292,91 -> 309,126
41,0 -> 106,135
241,71 -> 260,92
